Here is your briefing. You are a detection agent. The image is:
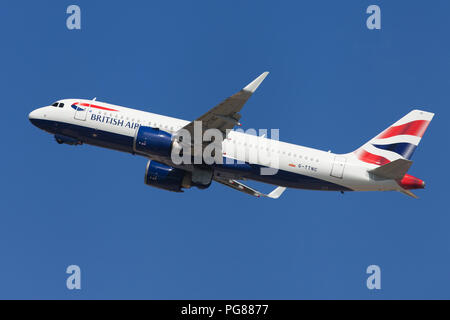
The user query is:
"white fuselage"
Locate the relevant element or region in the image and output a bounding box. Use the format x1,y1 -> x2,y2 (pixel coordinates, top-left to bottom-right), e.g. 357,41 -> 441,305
28,99 -> 400,193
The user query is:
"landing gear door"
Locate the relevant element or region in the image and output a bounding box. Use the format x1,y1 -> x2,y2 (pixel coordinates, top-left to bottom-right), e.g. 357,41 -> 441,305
74,103 -> 89,121
330,156 -> 346,179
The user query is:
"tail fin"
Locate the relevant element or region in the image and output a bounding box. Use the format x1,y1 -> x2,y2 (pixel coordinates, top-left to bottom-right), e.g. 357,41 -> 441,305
354,109 -> 434,166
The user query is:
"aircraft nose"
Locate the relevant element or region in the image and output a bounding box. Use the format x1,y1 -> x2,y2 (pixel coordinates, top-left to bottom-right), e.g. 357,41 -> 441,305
28,107 -> 48,128
28,109 -> 37,120
28,109 -> 39,126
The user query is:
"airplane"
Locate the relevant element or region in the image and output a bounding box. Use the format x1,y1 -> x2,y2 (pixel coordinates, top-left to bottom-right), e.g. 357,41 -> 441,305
28,72 -> 434,199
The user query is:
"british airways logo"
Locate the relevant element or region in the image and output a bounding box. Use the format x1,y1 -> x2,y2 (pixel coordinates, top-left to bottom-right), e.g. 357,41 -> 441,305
90,113 -> 140,129
73,102 -> 140,129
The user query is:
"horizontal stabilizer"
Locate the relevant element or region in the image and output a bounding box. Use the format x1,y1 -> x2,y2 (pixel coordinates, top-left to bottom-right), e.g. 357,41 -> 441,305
398,188 -> 419,199
368,159 -> 413,180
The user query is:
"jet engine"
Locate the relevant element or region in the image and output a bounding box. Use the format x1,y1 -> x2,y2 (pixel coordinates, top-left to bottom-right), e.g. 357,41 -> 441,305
144,160 -> 211,192
134,126 -> 176,157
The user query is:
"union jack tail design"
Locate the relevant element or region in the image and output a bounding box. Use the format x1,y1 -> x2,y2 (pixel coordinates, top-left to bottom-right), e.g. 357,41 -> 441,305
354,109 -> 434,166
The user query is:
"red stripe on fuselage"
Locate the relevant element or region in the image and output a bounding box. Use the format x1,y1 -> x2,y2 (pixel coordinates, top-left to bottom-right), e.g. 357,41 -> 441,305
377,120 -> 430,139
355,149 -> 391,166
75,102 -> 118,112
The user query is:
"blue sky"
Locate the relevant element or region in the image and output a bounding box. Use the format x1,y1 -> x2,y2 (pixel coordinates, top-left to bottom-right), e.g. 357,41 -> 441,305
0,0 -> 449,299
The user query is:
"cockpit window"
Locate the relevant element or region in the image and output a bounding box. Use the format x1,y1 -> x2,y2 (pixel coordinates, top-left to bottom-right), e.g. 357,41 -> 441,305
58,103 -> 64,108
52,103 -> 59,107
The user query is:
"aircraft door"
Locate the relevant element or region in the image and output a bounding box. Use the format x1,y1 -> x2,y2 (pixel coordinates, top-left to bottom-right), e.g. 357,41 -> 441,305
330,156 -> 346,179
74,103 -> 89,121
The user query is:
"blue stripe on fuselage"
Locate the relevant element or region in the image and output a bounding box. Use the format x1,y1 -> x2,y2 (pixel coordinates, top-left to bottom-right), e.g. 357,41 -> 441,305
31,119 -> 351,191
29,118 -> 134,153
215,159 -> 350,191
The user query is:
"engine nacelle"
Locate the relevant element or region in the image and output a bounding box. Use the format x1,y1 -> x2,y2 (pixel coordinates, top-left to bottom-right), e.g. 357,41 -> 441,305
134,126 -> 173,157
144,160 -> 212,192
54,134 -> 82,145
145,160 -> 186,192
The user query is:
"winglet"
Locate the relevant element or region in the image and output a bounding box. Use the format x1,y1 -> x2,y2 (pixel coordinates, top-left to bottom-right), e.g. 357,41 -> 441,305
243,72 -> 269,93
264,186 -> 287,199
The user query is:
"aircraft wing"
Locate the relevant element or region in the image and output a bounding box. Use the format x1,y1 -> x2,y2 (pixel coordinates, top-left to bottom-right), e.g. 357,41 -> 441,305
214,177 -> 286,199
178,72 -> 269,139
